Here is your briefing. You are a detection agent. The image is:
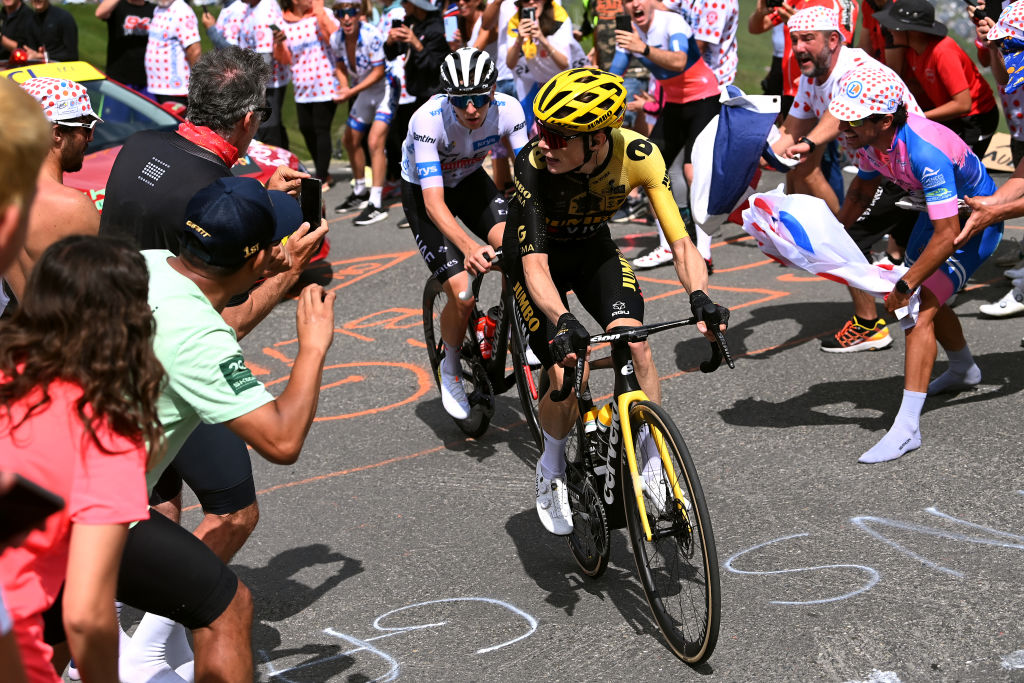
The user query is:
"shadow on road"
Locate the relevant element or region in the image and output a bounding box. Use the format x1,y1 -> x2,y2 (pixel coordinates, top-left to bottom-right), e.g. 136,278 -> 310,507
414,398 -> 540,469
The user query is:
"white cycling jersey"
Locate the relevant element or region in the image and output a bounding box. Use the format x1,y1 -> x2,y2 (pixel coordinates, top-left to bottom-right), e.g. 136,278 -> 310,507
400,92 -> 530,189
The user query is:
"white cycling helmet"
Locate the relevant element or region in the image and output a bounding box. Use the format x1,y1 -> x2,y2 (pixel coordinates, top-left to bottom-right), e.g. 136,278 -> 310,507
439,48 -> 497,95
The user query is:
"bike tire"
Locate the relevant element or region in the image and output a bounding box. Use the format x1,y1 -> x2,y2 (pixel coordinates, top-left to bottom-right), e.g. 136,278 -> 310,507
505,291 -> 545,453
421,277 -> 493,438
564,419 -> 610,578
622,400 -> 720,665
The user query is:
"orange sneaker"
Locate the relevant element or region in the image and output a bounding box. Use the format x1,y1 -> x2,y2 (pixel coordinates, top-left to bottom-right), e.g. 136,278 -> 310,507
820,317 -> 893,353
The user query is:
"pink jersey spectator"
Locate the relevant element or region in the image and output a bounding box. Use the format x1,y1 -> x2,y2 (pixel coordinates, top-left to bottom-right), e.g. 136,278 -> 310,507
240,0 -> 291,88
144,0 -> 201,96
214,0 -> 251,47
0,378 -> 149,683
282,15 -> 337,103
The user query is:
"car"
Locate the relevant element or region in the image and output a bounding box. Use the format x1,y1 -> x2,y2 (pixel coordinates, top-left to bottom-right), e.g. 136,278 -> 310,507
1,60 -> 329,262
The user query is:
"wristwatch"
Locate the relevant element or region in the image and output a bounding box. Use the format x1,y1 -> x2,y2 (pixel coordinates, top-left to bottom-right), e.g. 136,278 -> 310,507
895,278 -> 914,295
797,136 -> 816,153
642,44 -> 650,56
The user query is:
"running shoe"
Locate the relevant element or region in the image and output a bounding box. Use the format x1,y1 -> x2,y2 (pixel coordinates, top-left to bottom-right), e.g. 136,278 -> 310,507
535,462 -> 573,535
1004,265 -> 1024,280
397,216 -> 410,229
353,204 -> 388,226
334,190 -> 368,213
820,318 -> 894,353
439,369 -> 471,419
632,245 -> 673,270
979,286 -> 1024,318
611,196 -> 647,223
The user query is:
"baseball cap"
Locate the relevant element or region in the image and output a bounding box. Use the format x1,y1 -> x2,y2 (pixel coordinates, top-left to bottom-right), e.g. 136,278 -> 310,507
19,77 -> 102,124
788,6 -> 842,33
828,67 -> 906,122
181,177 -> 303,269
988,0 -> 1024,41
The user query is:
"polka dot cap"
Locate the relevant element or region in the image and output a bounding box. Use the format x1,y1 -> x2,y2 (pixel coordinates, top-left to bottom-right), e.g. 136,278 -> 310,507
828,66 -> 906,121
988,0 -> 1024,42
788,6 -> 841,33
19,77 -> 101,123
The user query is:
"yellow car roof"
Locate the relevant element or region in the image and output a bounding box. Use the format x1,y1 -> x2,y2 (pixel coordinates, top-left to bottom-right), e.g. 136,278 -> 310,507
1,61 -> 106,85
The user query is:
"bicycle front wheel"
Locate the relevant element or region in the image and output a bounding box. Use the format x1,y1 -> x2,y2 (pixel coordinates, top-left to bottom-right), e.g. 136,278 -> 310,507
622,400 -> 720,664
421,277 -> 492,437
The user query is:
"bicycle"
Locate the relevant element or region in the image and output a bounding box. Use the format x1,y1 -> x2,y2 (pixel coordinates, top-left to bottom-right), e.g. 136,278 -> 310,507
552,313 -> 734,664
421,249 -> 546,448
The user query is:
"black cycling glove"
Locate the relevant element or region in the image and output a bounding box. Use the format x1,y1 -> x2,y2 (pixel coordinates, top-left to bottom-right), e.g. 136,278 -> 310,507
549,312 -> 590,365
689,290 -> 730,329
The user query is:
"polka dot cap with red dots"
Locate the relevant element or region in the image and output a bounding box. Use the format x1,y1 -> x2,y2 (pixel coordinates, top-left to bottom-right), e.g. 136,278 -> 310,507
18,77 -> 101,124
828,66 -> 906,122
987,0 -> 1024,42
787,6 -> 842,34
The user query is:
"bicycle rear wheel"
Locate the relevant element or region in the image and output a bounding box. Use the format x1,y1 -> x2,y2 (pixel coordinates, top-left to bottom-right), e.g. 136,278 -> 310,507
507,309 -> 546,453
422,277 -> 493,438
564,419 -> 610,578
622,400 -> 720,664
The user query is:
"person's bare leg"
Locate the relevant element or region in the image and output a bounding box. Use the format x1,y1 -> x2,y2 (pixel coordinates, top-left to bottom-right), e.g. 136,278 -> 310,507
190,501 -> 259,563
850,287 -> 881,320
191,581 -> 253,682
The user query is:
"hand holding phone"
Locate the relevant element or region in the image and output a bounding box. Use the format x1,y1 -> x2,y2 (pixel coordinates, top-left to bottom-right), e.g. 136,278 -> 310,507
300,177 -> 323,230
523,6 -> 536,22
269,23 -> 281,32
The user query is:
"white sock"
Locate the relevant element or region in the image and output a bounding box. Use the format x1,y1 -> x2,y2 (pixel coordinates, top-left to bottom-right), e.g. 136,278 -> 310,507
441,342 -> 460,376
164,621 -> 193,670
638,425 -> 663,474
116,602 -> 132,655
353,178 -> 366,194
539,429 -> 567,480
120,613 -> 189,683
928,345 -> 981,395
858,390 -> 925,464
174,661 -> 195,683
369,186 -> 383,208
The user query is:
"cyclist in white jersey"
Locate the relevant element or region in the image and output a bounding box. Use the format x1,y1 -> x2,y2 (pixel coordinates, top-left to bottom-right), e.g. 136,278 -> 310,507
400,47 -> 530,419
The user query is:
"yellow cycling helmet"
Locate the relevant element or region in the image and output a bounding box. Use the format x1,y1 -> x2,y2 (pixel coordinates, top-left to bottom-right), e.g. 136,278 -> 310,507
533,68 -> 626,133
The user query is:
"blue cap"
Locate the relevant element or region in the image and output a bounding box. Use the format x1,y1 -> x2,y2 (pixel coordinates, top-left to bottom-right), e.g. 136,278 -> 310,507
181,177 -> 302,269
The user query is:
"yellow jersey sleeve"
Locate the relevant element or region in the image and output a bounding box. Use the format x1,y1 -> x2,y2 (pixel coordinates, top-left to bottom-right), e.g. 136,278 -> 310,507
618,129 -> 688,245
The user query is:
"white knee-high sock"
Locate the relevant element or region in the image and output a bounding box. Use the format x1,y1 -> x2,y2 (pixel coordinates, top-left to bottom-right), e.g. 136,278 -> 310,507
164,621 -> 194,671
928,344 -> 981,395
120,613 -> 188,683
441,342 -> 461,376
539,429 -> 567,480
858,390 -> 925,464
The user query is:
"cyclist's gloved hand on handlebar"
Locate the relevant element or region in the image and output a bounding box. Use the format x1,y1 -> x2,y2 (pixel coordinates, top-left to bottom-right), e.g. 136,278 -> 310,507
689,290 -> 730,338
549,312 -> 589,366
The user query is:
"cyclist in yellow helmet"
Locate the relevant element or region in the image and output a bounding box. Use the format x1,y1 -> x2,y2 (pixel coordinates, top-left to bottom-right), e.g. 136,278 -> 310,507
500,67 -> 729,536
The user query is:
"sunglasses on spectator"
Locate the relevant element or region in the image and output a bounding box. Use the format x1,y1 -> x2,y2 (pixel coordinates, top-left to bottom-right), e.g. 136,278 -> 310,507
449,93 -> 490,109
537,122 -> 583,149
846,113 -> 887,128
56,118 -> 99,130
335,5 -> 360,16
253,106 -> 272,122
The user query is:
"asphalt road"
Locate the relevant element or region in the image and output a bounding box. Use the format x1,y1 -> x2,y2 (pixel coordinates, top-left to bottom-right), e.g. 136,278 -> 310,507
176,169 -> 1024,683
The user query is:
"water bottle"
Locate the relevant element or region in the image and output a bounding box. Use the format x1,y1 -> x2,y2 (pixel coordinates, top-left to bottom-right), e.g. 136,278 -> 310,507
475,311 -> 497,359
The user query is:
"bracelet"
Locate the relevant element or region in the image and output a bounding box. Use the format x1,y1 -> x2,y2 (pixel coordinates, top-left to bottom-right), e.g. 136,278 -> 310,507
798,136 -> 816,153
642,44 -> 650,57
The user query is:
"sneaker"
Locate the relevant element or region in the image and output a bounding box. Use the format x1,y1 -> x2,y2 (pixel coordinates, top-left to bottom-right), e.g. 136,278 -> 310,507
820,318 -> 894,353
871,252 -> 903,267
439,369 -> 471,419
632,245 -> 673,270
67,662 -> 81,681
334,190 -> 369,213
353,204 -> 388,225
535,462 -> 573,535
1004,266 -> 1024,280
397,216 -> 410,229
612,196 -> 647,223
979,286 -> 1024,318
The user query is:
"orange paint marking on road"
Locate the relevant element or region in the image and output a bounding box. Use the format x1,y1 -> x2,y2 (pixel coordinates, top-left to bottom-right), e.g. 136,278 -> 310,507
244,360 -> 270,376
777,273 -> 826,283
261,346 -> 294,366
407,338 -> 427,348
327,251 -> 418,294
321,375 -> 364,391
344,308 -> 422,331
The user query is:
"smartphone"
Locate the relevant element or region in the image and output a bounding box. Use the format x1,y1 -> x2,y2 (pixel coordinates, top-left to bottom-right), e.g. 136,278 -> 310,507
268,23 -> 281,32
0,473 -> 64,546
391,18 -> 403,28
523,6 -> 536,22
766,0 -> 785,8
615,13 -> 632,32
300,177 -> 323,228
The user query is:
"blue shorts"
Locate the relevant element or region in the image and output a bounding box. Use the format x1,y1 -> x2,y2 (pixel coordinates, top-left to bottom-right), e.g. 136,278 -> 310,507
905,212 -> 1003,302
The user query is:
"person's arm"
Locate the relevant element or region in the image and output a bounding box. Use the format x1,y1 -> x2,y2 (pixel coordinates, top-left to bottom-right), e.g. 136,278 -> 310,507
785,110 -> 842,157
837,174 -> 882,229
272,26 -> 292,64
772,112 -> 815,158
225,284 -> 335,463
347,63 -> 385,96
62,522 -> 130,682
614,27 -> 689,71
531,21 -> 568,69
885,213 -> 960,313
220,219 -> 329,339
959,171 -> 1024,244
472,25 -> 493,50
748,0 -> 791,34
314,0 -> 339,41
507,34 -> 522,68
481,0 -> 501,31
423,186 -> 495,274
923,88 -> 972,121
522,250 -> 570,323
95,0 -> 120,21
54,11 -> 79,61
185,40 -> 201,65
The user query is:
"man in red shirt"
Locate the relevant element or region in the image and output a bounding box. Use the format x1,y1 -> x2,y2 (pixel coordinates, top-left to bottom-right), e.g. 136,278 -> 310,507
875,0 -> 999,156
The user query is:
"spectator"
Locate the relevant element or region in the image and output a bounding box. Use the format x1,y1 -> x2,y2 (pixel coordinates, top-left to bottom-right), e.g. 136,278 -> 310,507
25,0 -> 77,61
331,0 -> 388,223
0,0 -> 36,60
202,0 -> 251,49
0,236 -> 162,683
452,0 -> 491,49
976,0 -> 1024,166
96,0 -> 155,94
677,0 -> 740,86
875,0 -> 999,157
389,0 -> 448,104
281,0 -> 340,186
145,0 -> 202,107
240,0 -> 292,147
4,78 -> 101,311
507,0 -> 572,127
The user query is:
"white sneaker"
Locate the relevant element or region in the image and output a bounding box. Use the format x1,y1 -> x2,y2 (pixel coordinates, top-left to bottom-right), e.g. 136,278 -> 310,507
67,663 -> 81,681
439,369 -> 471,419
632,246 -> 673,270
535,462 -> 573,535
1005,266 -> 1024,280
979,286 -> 1024,318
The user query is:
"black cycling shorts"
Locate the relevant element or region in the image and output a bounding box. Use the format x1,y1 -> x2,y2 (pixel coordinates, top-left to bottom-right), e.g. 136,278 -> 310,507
849,180 -> 917,257
117,509 -> 239,630
401,167 -> 508,284
651,96 -> 720,167
501,231 -> 645,369
148,422 -> 257,516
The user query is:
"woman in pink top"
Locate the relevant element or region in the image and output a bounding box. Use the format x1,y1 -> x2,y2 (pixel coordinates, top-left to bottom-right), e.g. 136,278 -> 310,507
0,236 -> 163,682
